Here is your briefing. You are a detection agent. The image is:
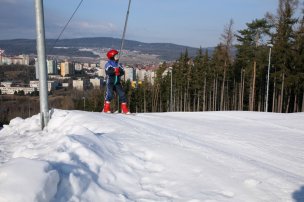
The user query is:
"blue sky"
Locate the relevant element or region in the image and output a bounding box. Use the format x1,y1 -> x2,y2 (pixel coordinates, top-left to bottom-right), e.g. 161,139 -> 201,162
0,0 -> 296,48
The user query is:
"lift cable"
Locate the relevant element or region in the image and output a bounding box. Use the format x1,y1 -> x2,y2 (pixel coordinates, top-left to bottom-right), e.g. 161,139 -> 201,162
48,0 -> 84,54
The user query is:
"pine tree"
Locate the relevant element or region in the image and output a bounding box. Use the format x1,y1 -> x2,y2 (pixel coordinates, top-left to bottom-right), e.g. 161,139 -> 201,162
292,4 -> 304,112
235,18 -> 271,111
268,0 -> 299,112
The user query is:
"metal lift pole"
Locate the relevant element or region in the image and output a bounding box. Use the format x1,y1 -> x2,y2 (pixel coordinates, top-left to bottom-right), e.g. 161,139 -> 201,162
117,0 -> 132,111
119,0 -> 132,60
34,0 -> 49,129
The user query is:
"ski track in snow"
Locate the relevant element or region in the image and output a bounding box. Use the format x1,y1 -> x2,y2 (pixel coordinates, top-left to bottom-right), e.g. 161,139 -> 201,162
117,113 -> 304,183
110,112 -> 304,201
0,109 -> 303,202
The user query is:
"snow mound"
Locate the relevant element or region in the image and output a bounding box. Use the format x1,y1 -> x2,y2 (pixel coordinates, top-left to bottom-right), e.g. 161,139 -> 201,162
0,158 -> 59,202
0,109 -> 304,202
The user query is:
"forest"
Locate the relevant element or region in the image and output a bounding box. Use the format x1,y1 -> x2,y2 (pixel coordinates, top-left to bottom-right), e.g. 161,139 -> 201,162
123,0 -> 304,113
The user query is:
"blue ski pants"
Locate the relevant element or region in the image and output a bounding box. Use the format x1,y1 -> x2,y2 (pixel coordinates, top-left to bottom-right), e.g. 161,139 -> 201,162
105,82 -> 127,103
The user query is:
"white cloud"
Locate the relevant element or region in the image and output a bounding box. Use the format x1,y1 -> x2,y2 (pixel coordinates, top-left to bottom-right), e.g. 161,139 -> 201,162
47,20 -> 122,39
75,21 -> 118,32
54,21 -> 121,38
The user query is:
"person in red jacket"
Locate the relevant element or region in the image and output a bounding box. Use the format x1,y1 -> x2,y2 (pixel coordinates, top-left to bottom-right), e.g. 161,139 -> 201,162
102,49 -> 130,114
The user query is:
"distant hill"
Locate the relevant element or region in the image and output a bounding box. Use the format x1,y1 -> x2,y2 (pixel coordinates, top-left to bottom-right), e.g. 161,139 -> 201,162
0,37 -> 212,61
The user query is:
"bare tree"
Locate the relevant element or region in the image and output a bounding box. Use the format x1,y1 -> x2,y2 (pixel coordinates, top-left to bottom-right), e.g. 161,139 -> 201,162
220,19 -> 234,111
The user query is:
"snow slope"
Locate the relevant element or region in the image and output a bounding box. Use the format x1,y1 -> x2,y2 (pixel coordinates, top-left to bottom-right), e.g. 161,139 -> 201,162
0,109 -> 304,202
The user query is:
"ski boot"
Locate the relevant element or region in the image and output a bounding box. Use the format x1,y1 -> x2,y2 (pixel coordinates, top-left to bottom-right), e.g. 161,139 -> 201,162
121,102 -> 130,114
103,101 -> 111,113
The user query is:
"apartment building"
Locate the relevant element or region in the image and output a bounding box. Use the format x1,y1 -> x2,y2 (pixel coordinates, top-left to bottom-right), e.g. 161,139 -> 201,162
29,80 -> 58,92
60,61 -> 75,77
90,78 -> 103,89
47,59 -> 58,75
72,79 -> 91,90
0,54 -> 30,65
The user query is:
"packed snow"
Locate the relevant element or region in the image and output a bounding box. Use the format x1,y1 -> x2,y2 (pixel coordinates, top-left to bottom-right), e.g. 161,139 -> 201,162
0,109 -> 304,202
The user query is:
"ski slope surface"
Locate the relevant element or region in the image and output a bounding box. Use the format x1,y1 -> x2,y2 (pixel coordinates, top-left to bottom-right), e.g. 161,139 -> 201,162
0,109 -> 304,202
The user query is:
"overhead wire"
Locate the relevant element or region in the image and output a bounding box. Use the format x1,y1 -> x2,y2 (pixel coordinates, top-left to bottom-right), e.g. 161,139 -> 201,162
48,0 -> 84,54
48,0 -> 131,58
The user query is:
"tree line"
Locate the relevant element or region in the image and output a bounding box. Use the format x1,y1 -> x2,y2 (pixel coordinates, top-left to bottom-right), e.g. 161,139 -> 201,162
123,0 -> 304,113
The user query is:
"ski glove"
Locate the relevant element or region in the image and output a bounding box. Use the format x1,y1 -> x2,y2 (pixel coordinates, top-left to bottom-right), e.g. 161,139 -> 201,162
114,67 -> 120,76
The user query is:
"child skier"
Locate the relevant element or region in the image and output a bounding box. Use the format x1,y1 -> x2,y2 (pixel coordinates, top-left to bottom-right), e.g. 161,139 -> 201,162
102,49 -> 130,114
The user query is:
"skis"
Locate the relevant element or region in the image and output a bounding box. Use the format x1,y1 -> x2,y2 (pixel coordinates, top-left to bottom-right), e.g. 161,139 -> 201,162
103,111 -> 136,115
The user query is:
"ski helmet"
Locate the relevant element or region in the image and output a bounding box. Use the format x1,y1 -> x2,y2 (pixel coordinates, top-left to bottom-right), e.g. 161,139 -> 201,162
107,49 -> 119,59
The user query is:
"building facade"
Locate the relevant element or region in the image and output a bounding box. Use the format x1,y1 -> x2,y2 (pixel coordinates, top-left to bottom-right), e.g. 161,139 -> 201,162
0,55 -> 30,65
124,67 -> 135,81
60,61 -> 75,77
30,80 -> 58,92
0,86 -> 35,95
136,69 -> 156,84
47,59 -> 58,75
90,78 -> 102,89
72,79 -> 91,90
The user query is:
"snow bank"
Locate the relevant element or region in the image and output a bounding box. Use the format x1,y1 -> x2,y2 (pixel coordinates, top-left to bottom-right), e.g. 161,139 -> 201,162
0,109 -> 303,202
0,158 -> 59,202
